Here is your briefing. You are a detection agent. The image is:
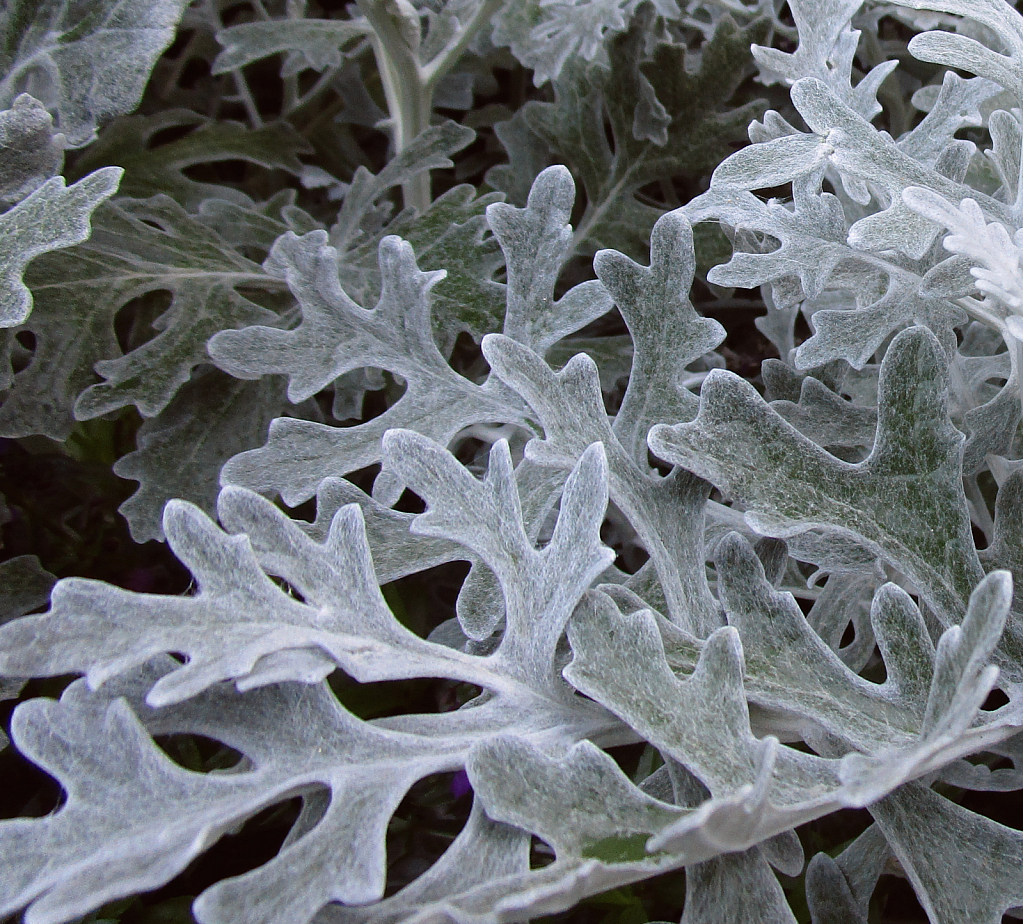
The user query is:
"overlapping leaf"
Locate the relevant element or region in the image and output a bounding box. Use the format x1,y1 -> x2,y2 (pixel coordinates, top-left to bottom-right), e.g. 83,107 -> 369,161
0,0 -> 190,145
489,6 -> 769,259
0,167 -> 121,328
212,18 -> 370,77
0,434 -> 635,924
649,326 -> 989,633
0,194 -> 282,440
213,167 -> 611,507
68,111 -> 313,209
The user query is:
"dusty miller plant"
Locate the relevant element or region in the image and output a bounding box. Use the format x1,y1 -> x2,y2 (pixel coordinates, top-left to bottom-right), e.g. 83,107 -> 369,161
3,0 -> 1023,921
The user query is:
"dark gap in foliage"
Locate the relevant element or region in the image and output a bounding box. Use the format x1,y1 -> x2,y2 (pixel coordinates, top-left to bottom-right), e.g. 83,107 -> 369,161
147,123 -> 198,149
217,100 -> 255,124
781,738 -> 817,755
14,330 -> 35,352
355,372 -> 406,425
839,620 -> 856,648
345,462 -> 380,497
972,521 -> 990,552
152,734 -> 245,774
575,305 -> 629,340
115,794 -> 305,919
161,28 -> 195,61
530,834 -> 556,869
795,806 -> 873,870
266,574 -> 307,603
0,440 -> 190,592
313,0 -> 351,13
237,59 -> 286,119
981,687 -> 1010,712
555,252 -> 601,298
346,122 -> 393,176
177,55 -> 212,91
635,179 -> 672,210
962,775 -> 1023,833
793,309 -> 813,347
600,501 -> 649,576
450,126 -> 504,186
452,436 -> 489,473
860,645 -> 888,685
978,469 -> 1000,519
384,772 -> 475,896
827,443 -> 869,463
605,741 -> 653,780
775,1 -> 796,32
963,752 -> 1013,770
278,494 -> 317,524
0,677 -> 81,820
391,486 -> 426,515
328,668 -> 480,722
449,330 -> 489,380
382,559 -> 472,637
220,2 -> 256,27
647,446 -> 672,476
181,159 -> 258,188
233,284 -> 285,311
603,373 -> 628,417
873,874 -> 930,922
113,289 -> 173,354
700,300 -> 777,385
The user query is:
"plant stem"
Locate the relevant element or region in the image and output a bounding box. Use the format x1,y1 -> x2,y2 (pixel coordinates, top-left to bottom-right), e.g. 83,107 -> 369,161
357,0 -> 504,212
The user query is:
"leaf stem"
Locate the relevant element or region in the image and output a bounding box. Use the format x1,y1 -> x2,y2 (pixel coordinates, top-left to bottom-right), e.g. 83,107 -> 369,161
357,0 -> 500,212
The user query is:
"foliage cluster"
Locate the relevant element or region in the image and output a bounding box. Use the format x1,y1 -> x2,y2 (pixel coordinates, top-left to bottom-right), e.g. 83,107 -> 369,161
5,0 -> 1023,922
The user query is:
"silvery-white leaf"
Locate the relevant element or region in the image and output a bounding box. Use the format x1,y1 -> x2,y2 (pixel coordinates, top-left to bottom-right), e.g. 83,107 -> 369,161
0,95 -> 64,205
804,825 -> 887,924
0,167 -> 120,327
681,847 -> 798,923
901,0 -> 1023,106
649,326 -> 986,633
483,333 -> 719,634
594,210 -> 725,464
871,781 -> 1023,924
488,165 -> 613,352
0,0 -> 190,146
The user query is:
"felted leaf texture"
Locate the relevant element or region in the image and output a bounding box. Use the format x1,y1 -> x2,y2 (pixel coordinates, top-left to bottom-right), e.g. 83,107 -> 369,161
313,121 -> 507,353
649,326 -> 988,634
8,0 -> 1023,921
870,781 -> 1023,924
0,94 -> 65,206
0,0 -> 191,146
489,5 -> 770,259
749,0 -> 896,120
212,17 -> 371,77
0,166 -> 121,328
112,368 -> 290,542
213,166 -> 610,507
0,438 -> 642,924
68,110 -> 314,209
563,568 -> 1017,846
433,569 -> 1015,921
0,434 -> 618,705
0,193 -> 282,441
